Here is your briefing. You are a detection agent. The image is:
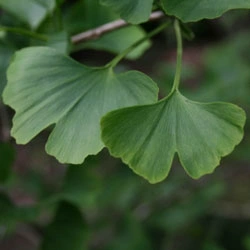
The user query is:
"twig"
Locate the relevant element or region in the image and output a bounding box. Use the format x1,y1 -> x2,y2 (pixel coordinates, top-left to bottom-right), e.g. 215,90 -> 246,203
71,11 -> 165,44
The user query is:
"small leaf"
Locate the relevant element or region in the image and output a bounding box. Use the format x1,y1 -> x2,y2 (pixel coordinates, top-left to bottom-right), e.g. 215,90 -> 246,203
161,0 -> 250,22
0,0 -> 56,29
65,0 -> 151,58
101,90 -> 246,183
100,0 -> 154,24
3,47 -> 158,164
84,26 -> 151,60
40,201 -> 87,250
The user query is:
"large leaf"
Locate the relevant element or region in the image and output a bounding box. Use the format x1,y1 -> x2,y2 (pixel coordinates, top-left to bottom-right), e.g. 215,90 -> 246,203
3,47 -> 158,164
100,0 -> 154,24
101,90 -> 246,183
0,0 -> 56,29
161,0 -> 250,22
40,201 -> 87,250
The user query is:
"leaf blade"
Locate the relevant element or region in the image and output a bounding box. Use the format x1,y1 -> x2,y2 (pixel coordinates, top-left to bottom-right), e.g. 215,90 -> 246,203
101,90 -> 246,183
161,0 -> 250,22
3,47 -> 158,164
100,0 -> 154,24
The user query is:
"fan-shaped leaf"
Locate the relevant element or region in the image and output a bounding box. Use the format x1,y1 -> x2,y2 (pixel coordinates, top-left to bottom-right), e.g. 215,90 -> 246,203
161,0 -> 250,22
101,90 -> 246,183
3,47 -> 158,164
100,0 -> 154,24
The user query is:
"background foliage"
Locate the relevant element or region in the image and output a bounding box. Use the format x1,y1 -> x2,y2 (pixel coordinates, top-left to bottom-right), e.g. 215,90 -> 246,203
0,0 -> 250,250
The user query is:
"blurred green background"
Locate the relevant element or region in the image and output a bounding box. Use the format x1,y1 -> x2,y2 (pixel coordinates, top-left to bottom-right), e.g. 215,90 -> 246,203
0,1 -> 250,249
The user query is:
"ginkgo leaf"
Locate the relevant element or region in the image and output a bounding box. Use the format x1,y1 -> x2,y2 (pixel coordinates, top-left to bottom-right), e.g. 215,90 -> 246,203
3,47 -> 158,164
99,0 -> 154,24
161,0 -> 250,22
101,90 -> 246,183
0,0 -> 56,29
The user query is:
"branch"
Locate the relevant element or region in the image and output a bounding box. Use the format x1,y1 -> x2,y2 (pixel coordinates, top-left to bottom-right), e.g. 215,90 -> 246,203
71,11 -> 165,44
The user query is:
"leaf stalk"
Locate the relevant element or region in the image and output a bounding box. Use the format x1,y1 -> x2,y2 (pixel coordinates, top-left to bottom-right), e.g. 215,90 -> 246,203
171,19 -> 183,92
106,21 -> 171,68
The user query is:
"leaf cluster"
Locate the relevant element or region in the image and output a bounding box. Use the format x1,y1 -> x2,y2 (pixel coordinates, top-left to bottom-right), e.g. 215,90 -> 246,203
0,0 -> 249,184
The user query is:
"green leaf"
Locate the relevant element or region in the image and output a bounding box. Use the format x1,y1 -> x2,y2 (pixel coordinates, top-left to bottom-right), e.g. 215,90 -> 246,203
3,47 -> 158,164
0,0 -> 56,29
100,0 -> 154,24
161,0 -> 250,22
40,201 -> 87,250
0,142 -> 15,183
101,90 -> 246,183
84,26 -> 151,60
65,0 -> 150,59
0,42 -> 14,96
46,31 -> 69,54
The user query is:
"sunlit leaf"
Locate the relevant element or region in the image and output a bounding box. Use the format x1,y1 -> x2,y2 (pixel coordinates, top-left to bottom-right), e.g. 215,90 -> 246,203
40,201 -> 87,250
161,0 -> 250,22
100,0 -> 154,24
3,47 -> 158,164
0,0 -> 56,29
101,90 -> 246,183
